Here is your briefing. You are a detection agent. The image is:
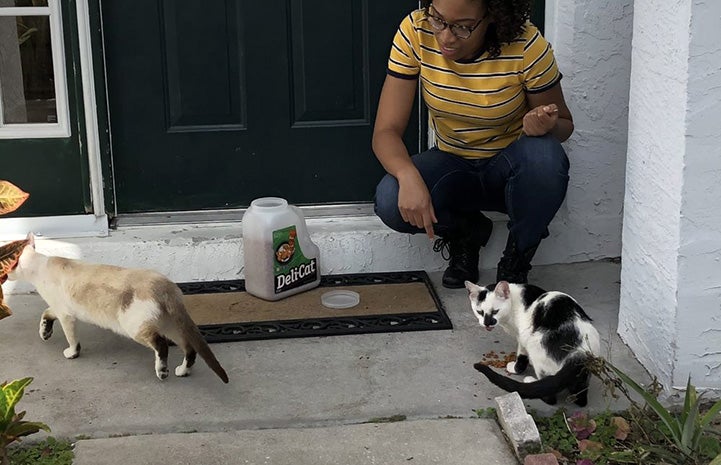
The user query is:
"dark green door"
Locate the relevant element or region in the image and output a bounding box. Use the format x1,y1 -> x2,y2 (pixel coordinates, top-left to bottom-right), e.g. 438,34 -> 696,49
531,0 -> 545,32
101,0 -> 421,214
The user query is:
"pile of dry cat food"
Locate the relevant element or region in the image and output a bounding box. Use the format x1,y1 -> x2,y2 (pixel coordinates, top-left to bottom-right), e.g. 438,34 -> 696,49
478,350 -> 517,368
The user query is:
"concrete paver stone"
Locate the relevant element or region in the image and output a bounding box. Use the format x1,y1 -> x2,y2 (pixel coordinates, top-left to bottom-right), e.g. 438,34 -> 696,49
495,391 -> 542,460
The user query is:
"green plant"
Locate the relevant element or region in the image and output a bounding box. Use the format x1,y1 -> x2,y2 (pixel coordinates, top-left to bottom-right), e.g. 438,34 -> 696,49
529,355 -> 721,464
0,378 -> 50,465
0,180 -> 30,320
534,409 -> 579,458
608,361 -> 721,461
0,183 -> 52,464
593,356 -> 721,464
7,437 -> 72,465
474,407 -> 497,419
534,407 -> 677,464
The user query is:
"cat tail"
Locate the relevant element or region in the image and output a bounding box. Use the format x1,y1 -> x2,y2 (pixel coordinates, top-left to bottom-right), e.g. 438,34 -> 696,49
473,354 -> 588,400
175,310 -> 230,384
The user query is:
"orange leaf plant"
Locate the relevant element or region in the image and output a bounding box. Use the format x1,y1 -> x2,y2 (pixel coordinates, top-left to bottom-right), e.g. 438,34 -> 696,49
0,181 -> 29,216
0,181 -> 30,320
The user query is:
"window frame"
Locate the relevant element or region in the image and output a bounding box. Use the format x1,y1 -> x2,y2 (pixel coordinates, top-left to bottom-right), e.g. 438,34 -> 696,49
0,1 -> 71,139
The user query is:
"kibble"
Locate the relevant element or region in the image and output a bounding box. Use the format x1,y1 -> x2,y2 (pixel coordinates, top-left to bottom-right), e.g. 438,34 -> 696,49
479,350 -> 517,368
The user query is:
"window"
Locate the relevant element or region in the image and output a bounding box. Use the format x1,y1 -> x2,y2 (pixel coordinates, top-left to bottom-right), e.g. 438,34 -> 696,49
0,0 -> 69,138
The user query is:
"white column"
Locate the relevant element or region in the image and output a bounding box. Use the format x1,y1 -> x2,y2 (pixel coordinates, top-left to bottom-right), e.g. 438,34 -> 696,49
619,0 -> 721,391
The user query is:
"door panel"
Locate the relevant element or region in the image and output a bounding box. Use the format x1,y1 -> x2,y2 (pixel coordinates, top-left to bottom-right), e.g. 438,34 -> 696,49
162,1 -> 246,131
103,0 -> 421,214
289,1 -> 367,125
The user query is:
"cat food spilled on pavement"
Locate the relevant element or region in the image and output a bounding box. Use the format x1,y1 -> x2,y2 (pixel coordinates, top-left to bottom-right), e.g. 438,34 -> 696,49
479,350 -> 517,368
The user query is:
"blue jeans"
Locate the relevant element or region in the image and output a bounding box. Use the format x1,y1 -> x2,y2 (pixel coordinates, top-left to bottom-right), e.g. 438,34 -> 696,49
374,135 -> 570,252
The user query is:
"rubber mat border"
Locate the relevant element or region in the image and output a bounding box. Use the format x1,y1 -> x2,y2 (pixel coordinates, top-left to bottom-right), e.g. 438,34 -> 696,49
177,271 -> 452,343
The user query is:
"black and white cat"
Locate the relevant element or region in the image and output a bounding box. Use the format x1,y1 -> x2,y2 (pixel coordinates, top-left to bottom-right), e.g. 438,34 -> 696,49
465,280 -> 600,406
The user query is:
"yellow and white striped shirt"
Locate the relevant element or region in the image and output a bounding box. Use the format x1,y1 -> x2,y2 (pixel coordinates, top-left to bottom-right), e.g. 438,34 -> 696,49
388,10 -> 562,159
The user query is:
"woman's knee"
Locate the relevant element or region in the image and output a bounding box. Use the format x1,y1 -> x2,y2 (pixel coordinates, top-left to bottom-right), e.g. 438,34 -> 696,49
508,135 -> 569,177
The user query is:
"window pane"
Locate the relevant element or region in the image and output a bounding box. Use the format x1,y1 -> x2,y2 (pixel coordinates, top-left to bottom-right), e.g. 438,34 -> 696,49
0,15 -> 57,124
2,1 -> 49,7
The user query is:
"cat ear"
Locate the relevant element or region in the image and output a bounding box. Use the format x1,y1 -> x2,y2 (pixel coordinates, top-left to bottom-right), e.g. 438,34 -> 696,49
25,232 -> 35,248
464,280 -> 478,292
494,281 -> 511,299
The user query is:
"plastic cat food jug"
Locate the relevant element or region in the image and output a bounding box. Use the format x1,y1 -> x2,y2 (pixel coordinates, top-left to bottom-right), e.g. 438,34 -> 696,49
242,197 -> 321,301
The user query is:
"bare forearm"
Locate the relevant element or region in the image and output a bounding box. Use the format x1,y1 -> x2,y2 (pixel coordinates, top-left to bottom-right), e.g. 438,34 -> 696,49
373,129 -> 417,180
550,117 -> 574,142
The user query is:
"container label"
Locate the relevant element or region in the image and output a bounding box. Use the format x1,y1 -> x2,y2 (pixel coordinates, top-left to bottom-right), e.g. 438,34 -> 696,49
272,225 -> 317,294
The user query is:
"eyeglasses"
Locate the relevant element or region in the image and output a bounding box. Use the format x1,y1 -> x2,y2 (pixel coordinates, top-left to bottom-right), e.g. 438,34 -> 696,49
424,5 -> 486,40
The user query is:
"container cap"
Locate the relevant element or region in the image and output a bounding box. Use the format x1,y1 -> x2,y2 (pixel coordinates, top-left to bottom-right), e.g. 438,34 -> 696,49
321,290 -> 360,309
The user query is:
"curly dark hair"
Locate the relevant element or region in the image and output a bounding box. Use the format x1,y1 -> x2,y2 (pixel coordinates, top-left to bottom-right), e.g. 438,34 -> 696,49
420,0 -> 532,58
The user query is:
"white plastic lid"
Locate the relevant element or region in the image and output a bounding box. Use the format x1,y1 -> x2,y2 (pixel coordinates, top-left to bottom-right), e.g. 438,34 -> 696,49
321,290 -> 360,309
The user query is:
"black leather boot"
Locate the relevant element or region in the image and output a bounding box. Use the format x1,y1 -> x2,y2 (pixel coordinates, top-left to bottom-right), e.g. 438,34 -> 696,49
434,213 -> 493,289
495,233 -> 538,284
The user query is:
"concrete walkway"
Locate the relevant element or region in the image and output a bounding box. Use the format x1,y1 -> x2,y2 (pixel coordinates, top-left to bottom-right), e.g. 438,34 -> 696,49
72,419 -> 513,465
0,261 -> 648,464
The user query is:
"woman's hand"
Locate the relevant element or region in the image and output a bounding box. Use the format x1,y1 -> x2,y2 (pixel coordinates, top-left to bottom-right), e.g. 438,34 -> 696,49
523,103 -> 559,136
397,169 -> 437,240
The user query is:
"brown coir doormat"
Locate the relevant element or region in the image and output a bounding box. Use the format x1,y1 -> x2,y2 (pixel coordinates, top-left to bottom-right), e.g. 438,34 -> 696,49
178,271 -> 451,343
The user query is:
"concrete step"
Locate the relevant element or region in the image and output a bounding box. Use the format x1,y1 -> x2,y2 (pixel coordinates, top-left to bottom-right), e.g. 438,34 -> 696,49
72,419 -> 516,465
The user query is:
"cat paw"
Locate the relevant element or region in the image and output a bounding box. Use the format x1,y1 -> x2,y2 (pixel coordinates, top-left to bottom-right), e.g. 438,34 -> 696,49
175,365 -> 191,377
154,359 -> 169,380
63,344 -> 80,359
570,390 -> 589,407
156,367 -> 169,380
506,362 -> 517,373
39,319 -> 53,340
523,376 -> 537,383
513,354 -> 529,373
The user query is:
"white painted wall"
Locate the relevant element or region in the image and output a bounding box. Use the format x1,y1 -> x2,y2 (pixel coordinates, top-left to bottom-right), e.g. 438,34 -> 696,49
539,0 -> 634,264
619,0 -> 721,391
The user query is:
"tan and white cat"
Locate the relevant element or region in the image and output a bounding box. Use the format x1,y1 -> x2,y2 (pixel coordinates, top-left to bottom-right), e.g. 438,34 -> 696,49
7,234 -> 229,383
